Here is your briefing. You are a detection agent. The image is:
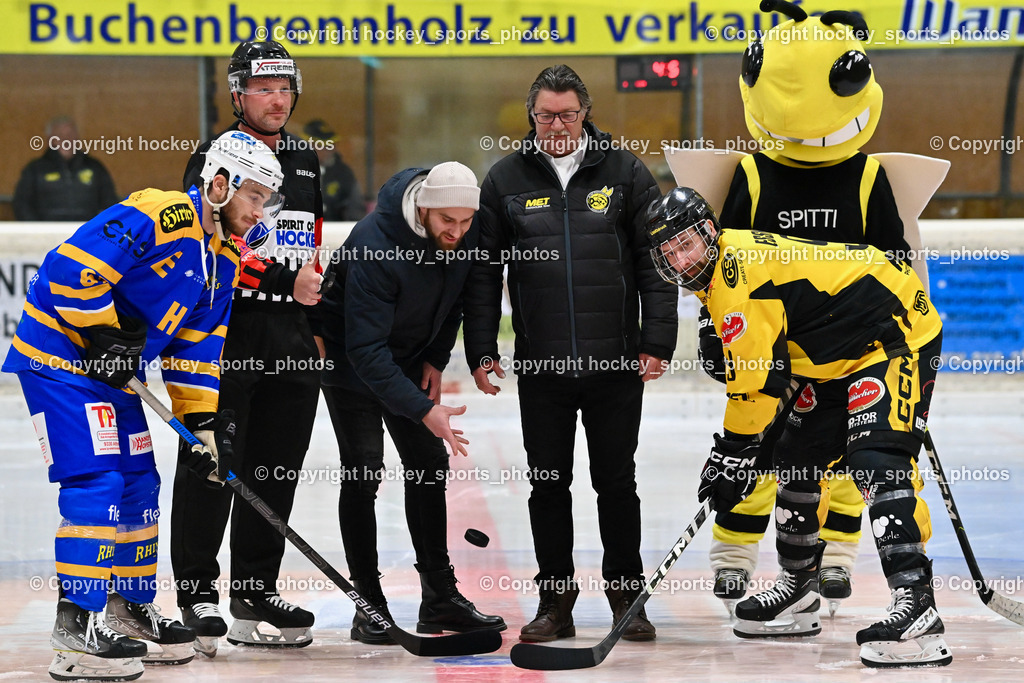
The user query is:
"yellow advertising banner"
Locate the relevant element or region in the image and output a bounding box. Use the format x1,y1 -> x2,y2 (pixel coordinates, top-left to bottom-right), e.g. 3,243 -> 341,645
4,0 -> 1024,56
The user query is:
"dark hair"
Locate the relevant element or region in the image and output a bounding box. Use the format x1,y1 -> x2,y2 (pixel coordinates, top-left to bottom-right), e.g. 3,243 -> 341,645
525,65 -> 593,129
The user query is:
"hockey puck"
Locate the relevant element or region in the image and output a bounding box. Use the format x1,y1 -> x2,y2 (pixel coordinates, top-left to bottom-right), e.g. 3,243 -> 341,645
464,529 -> 490,548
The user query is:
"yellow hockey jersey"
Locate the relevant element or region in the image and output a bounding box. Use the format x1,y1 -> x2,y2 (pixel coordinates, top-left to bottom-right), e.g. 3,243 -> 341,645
698,229 -> 942,436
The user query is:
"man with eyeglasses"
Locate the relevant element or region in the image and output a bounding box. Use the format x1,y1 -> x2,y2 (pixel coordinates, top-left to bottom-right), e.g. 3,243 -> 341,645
463,64 -> 678,643
169,39 -> 324,656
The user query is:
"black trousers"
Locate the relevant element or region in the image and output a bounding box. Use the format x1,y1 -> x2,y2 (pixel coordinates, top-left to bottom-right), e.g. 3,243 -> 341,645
170,307 -> 320,605
517,371 -> 645,584
322,385 -> 451,581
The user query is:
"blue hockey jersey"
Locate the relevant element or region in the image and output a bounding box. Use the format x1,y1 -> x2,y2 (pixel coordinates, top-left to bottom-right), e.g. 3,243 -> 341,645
2,187 -> 240,418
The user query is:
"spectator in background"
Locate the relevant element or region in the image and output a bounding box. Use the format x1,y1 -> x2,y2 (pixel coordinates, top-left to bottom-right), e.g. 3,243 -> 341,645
14,116 -> 119,221
304,119 -> 365,221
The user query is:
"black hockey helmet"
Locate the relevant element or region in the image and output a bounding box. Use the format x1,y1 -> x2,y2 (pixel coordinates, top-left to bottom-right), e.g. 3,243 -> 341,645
228,40 -> 302,134
645,187 -> 721,291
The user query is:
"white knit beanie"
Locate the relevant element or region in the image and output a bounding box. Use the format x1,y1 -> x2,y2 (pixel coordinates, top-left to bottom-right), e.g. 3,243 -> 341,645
416,162 -> 480,210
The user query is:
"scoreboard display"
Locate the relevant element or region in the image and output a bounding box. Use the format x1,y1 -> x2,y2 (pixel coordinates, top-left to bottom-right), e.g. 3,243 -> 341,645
616,55 -> 693,92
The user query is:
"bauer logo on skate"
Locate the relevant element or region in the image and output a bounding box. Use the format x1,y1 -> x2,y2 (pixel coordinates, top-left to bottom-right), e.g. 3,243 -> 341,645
719,312 -> 747,345
848,377 -> 886,413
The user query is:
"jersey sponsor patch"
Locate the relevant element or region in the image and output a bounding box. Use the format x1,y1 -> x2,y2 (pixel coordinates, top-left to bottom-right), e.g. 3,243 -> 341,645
31,412 -> 52,467
719,312 -> 747,345
586,187 -> 613,214
85,402 -> 119,456
159,203 -> 196,234
793,384 -> 817,413
128,431 -> 153,456
848,378 -> 886,414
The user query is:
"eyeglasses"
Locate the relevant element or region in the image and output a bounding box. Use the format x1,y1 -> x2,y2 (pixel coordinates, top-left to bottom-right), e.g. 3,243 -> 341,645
533,110 -> 582,124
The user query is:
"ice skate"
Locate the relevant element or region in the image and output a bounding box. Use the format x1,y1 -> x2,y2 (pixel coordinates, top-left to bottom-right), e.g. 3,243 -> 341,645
181,602 -> 228,658
819,566 -> 853,617
105,593 -> 195,665
49,597 -> 146,682
227,595 -> 314,648
733,565 -> 821,638
857,585 -> 952,668
713,568 -> 749,617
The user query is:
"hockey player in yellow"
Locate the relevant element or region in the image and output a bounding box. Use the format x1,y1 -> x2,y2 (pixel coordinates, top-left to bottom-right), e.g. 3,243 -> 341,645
646,187 -> 950,668
665,0 -> 948,616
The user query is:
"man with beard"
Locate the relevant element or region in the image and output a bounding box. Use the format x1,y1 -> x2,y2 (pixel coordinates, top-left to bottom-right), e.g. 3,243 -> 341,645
171,40 -> 323,655
2,131 -> 283,681
311,162 -> 506,645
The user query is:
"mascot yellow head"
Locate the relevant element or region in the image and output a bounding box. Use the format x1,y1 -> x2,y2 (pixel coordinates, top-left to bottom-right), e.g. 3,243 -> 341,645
740,0 -> 882,163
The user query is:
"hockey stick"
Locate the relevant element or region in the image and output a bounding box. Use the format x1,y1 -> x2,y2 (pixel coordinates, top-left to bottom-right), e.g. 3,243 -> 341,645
510,499 -> 713,670
128,378 -> 503,656
923,430 -> 1024,626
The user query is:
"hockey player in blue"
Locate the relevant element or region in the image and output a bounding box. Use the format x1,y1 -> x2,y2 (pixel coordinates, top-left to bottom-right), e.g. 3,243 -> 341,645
2,130 -> 284,682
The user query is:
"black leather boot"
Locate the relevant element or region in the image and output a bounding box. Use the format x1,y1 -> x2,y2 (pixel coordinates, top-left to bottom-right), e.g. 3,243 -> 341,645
520,579 -> 580,642
416,565 -> 506,634
351,577 -> 397,645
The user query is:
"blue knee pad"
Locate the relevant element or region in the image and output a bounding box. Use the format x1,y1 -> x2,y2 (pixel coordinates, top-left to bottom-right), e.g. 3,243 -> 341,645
112,468 -> 161,603
56,471 -> 124,612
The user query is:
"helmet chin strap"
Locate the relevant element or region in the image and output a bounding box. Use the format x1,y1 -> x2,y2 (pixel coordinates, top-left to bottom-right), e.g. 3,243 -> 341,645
202,181 -> 236,309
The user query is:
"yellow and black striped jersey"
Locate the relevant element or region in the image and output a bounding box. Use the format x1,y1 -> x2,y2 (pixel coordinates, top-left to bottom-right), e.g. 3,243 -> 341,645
698,229 -> 942,437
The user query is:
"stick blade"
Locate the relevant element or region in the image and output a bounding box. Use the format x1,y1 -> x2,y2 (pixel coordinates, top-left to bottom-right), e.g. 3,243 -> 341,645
510,642 -> 601,670
392,628 -> 503,657
986,592 -> 1024,626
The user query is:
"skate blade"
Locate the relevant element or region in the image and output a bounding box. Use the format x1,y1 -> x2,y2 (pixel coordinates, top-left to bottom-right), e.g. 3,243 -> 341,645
49,651 -> 144,682
733,612 -> 822,639
721,599 -> 739,619
827,600 -> 841,618
140,641 -> 195,665
194,635 -> 219,658
227,620 -> 313,648
859,635 -> 952,668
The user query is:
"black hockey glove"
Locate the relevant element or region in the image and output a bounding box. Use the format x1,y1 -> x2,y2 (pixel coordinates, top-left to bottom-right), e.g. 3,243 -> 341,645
698,434 -> 761,512
83,316 -> 147,389
697,306 -> 726,384
179,410 -> 236,487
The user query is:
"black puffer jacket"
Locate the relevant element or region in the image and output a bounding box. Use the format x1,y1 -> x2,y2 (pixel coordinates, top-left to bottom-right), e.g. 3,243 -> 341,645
312,168 -> 476,422
464,122 -> 677,376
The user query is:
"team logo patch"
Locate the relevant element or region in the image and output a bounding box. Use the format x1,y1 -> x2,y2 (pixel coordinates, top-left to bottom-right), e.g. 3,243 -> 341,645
31,412 -> 52,467
848,377 -> 886,414
722,253 -> 739,288
720,312 -> 747,345
586,187 -> 614,214
159,203 -> 195,234
77,168 -> 95,185
913,290 -> 930,315
128,431 -> 153,456
793,384 -> 817,413
84,403 -> 119,456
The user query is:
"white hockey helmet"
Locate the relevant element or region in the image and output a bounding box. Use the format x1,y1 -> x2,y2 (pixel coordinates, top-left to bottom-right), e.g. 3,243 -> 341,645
200,130 -> 285,244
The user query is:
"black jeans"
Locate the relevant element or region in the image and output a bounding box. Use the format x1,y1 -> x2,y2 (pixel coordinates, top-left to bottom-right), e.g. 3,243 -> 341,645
517,371 -> 645,584
170,308 -> 320,605
322,385 -> 451,581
